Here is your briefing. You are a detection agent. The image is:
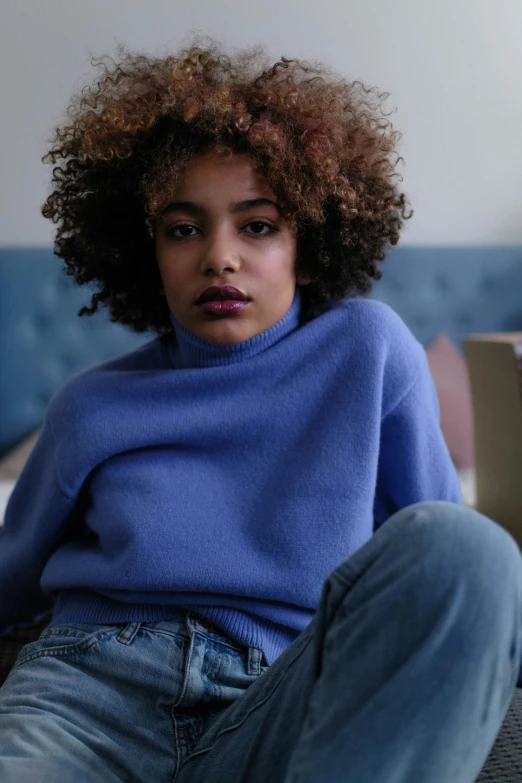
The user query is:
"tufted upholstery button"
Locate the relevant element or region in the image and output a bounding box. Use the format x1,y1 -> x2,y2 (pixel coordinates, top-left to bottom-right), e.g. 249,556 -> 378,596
479,275 -> 500,294
34,311 -> 53,331
456,313 -> 474,328
61,353 -> 80,370
15,319 -> 41,349
433,275 -> 449,293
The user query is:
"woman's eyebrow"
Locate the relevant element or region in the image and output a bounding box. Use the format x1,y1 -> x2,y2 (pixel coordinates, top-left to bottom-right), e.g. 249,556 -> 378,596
159,197 -> 281,219
230,198 -> 281,215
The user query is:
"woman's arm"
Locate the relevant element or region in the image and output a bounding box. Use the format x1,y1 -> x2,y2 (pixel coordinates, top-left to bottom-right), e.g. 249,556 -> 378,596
373,363 -> 463,529
0,415 -> 78,635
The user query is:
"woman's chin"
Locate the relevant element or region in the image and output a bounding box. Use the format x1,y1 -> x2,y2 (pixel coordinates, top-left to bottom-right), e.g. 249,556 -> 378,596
195,319 -> 256,346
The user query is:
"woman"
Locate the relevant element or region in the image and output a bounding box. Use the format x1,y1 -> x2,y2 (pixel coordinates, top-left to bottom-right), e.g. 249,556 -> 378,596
0,40 -> 520,783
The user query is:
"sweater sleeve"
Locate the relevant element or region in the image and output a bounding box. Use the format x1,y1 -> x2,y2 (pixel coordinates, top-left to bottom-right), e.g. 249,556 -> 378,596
373,363 -> 463,528
0,413 -> 79,636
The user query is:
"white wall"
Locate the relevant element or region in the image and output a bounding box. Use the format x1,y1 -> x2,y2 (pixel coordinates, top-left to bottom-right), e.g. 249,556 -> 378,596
2,0 -> 522,246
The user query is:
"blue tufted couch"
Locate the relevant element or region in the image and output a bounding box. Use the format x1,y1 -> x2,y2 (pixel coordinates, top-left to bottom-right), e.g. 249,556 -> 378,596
1,245 -> 522,780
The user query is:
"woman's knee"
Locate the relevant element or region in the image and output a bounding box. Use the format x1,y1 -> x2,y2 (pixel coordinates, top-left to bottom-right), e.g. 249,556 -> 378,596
389,500 -> 522,609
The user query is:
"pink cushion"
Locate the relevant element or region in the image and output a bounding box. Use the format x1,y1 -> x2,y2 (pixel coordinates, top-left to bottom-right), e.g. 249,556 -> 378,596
426,334 -> 475,469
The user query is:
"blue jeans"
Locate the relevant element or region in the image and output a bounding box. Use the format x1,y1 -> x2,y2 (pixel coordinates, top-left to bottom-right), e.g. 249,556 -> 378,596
0,501 -> 521,783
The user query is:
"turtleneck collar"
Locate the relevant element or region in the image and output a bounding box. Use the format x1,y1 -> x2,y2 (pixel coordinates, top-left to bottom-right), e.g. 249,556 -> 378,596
167,287 -> 303,370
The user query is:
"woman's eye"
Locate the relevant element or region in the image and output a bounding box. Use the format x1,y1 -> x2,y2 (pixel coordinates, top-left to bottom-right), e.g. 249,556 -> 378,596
244,221 -> 276,235
166,224 -> 199,238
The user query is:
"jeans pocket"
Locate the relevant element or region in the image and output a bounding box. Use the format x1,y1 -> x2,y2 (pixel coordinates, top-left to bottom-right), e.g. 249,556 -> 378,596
13,624 -> 118,668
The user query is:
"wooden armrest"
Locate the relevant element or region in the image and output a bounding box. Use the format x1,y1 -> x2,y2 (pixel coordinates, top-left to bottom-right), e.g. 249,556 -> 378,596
0,431 -> 40,481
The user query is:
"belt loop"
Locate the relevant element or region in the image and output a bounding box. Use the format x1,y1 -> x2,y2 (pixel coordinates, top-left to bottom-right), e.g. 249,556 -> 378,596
117,621 -> 141,645
185,611 -> 197,635
248,646 -> 262,675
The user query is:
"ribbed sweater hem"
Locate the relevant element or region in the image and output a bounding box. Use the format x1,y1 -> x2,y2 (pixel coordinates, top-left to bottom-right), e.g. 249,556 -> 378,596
49,590 -> 301,666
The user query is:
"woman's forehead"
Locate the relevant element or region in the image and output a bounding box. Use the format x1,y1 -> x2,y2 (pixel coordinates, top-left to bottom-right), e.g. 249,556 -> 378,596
169,151 -> 275,200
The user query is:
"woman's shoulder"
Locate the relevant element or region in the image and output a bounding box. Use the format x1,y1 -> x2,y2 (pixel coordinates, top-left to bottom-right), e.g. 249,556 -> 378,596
47,336 -> 167,417
324,296 -> 428,387
330,296 -> 422,350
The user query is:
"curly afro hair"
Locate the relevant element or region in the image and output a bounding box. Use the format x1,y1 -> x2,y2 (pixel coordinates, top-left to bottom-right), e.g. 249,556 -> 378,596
41,38 -> 412,339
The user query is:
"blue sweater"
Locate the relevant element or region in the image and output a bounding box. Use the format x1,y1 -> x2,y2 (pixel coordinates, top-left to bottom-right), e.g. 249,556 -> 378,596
0,288 -> 463,667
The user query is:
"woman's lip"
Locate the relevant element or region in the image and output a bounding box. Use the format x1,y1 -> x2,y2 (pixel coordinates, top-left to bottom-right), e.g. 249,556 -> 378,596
197,300 -> 250,316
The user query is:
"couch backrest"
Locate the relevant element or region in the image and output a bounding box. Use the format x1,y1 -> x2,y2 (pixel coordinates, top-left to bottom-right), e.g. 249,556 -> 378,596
369,246 -> 522,348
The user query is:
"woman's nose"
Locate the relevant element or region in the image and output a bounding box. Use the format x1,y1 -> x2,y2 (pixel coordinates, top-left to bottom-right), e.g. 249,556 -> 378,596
200,232 -> 241,275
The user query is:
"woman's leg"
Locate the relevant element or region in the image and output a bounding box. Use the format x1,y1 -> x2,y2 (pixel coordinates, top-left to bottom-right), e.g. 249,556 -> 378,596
0,615 -> 269,781
176,502 -> 522,783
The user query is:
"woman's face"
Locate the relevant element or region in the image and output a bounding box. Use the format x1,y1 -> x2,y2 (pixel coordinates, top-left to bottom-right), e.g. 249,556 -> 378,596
154,150 -> 308,346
